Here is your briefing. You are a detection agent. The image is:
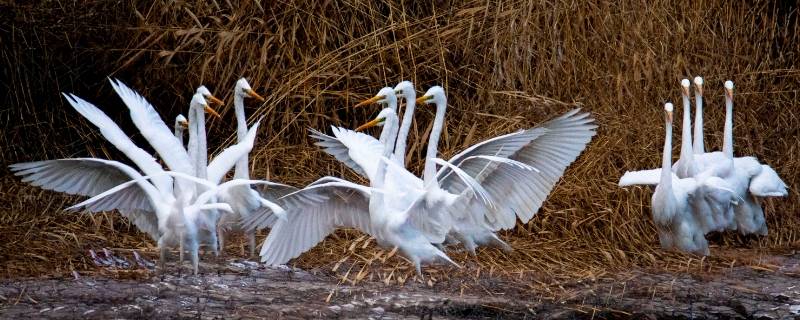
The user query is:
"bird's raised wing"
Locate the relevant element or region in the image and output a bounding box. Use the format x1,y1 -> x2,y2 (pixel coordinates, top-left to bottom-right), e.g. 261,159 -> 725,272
108,78 -> 193,175
62,94 -> 172,195
10,158 -> 161,240
207,121 -> 261,184
246,177 -> 374,265
310,127 -> 384,180
439,109 -> 597,230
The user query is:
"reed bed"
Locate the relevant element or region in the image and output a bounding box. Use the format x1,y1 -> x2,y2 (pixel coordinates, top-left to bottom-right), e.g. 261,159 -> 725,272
1,0 -> 798,280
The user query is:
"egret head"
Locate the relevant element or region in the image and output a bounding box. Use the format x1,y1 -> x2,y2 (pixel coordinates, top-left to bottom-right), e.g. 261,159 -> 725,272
196,85 -> 224,106
235,78 -> 266,101
190,93 -> 221,119
415,86 -> 446,106
693,76 -> 704,96
356,108 -> 395,131
664,102 -> 674,123
680,79 -> 690,97
724,80 -> 734,99
393,81 -> 416,101
175,114 -> 189,130
354,87 -> 397,108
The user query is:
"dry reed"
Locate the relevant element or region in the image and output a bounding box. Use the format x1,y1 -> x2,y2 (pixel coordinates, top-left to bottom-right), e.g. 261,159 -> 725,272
1,1 -> 798,281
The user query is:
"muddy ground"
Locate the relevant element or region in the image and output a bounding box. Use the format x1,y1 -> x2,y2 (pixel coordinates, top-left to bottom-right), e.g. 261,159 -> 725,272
2,252 -> 800,319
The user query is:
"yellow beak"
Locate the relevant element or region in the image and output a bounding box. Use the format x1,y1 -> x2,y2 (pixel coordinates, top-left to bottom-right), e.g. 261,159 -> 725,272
415,95 -> 432,104
204,104 -> 222,118
355,118 -> 382,132
246,89 -> 266,102
354,95 -> 385,108
207,95 -> 225,106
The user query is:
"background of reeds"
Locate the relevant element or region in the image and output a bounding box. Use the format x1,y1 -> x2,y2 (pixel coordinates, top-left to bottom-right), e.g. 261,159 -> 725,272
1,0 -> 798,280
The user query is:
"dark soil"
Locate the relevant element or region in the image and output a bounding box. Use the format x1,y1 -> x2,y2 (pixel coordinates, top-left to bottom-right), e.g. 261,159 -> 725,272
2,252 -> 800,319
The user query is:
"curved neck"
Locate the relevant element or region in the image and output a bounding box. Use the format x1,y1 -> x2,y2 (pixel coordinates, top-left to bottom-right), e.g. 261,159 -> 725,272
233,93 -> 250,179
692,93 -> 704,154
661,115 -> 673,189
679,95 -> 693,165
394,96 -> 416,166
722,95 -> 734,159
194,106 -> 208,179
423,99 -> 447,185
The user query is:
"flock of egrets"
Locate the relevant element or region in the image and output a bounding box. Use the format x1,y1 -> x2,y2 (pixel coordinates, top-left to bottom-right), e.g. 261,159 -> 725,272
11,78 -> 598,275
619,77 -> 787,255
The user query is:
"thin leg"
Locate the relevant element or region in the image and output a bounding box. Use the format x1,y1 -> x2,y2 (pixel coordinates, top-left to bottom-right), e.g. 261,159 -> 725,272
179,234 -> 185,266
248,231 -> 257,258
159,245 -> 167,274
216,226 -> 225,258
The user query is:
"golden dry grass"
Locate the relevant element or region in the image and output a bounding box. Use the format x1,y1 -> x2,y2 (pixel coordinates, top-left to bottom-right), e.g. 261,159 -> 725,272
1,1 -> 798,281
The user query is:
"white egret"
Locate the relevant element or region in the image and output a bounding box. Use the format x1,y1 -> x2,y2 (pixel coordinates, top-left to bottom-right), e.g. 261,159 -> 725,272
414,86 -> 597,244
651,103 -> 710,255
250,108 -> 462,274
216,78 -> 291,258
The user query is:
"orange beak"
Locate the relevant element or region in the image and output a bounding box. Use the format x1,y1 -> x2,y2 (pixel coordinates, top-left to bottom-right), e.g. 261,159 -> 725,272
246,89 -> 266,102
694,84 -> 703,96
355,118 -> 381,132
354,95 -> 384,108
725,88 -> 733,99
207,95 -> 225,106
681,86 -> 689,97
666,111 -> 673,123
204,105 -> 222,118
415,95 -> 432,104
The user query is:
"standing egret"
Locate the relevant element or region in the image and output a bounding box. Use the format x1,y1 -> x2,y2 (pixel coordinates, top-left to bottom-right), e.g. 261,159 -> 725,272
651,103 -> 709,255
215,78 -> 295,258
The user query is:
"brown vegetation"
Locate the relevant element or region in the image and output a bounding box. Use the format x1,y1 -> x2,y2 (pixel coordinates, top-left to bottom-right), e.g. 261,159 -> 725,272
1,1 -> 798,281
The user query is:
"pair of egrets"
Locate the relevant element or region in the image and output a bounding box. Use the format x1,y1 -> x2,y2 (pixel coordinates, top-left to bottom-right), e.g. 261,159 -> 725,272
11,78 -> 291,274
244,82 -> 598,274
620,78 -> 787,255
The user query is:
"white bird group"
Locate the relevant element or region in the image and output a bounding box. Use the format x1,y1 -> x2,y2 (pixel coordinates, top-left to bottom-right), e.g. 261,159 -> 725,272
10,78 -> 290,274
618,78 -> 788,255
244,82 -> 597,274
11,77 -> 598,274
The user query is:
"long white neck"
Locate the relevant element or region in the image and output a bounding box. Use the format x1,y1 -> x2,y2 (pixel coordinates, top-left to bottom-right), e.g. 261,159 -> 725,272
394,96 -> 415,167
423,99 -> 446,186
692,92 -> 704,154
372,114 -> 398,206
194,106 -> 208,179
722,94 -> 734,159
679,94 -> 693,167
187,109 -> 199,176
661,114 -> 673,189
233,93 -> 250,179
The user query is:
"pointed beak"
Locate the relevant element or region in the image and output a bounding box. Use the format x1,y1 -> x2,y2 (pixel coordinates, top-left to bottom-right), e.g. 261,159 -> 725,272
681,86 -> 689,97
355,118 -> 381,132
246,89 -> 266,102
415,95 -> 432,104
204,104 -> 222,118
694,84 -> 703,96
725,88 -> 733,99
666,111 -> 673,123
207,95 -> 225,106
354,95 -> 384,108
179,121 -> 189,129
